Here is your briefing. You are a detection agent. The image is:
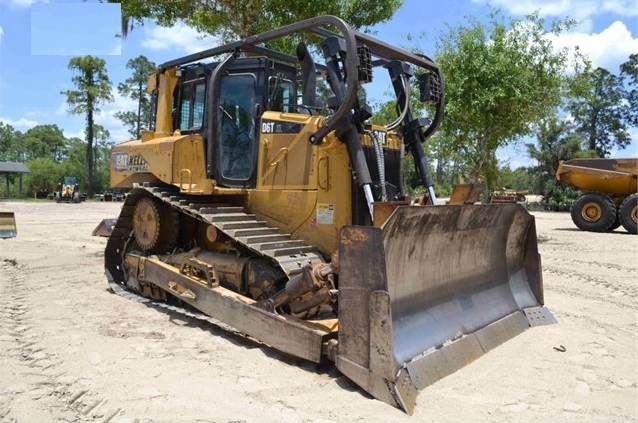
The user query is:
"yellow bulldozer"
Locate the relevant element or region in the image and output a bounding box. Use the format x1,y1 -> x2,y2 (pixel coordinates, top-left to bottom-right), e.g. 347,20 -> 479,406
105,16 -> 554,414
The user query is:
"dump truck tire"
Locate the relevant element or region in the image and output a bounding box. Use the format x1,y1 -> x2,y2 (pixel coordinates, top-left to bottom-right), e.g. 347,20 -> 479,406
571,192 -> 617,232
608,215 -> 622,231
619,193 -> 637,234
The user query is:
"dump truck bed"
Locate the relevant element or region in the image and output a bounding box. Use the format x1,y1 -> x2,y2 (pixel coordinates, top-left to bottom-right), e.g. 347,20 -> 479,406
556,158 -> 638,196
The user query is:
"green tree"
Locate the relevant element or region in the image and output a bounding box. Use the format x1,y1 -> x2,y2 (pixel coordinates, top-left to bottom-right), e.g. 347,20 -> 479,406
61,56 -> 113,196
24,157 -> 66,195
92,125 -> 111,157
371,95 -> 463,195
0,122 -> 24,162
92,124 -> 113,192
568,67 -> 631,157
109,0 -> 402,40
620,53 -> 637,127
435,11 -> 584,189
62,137 -> 90,193
498,166 -> 535,192
0,123 -> 24,196
526,116 -> 595,203
22,124 -> 67,162
114,55 -> 156,139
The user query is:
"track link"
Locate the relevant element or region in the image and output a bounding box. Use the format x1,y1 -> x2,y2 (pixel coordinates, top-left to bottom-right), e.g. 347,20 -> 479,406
105,181 -> 325,288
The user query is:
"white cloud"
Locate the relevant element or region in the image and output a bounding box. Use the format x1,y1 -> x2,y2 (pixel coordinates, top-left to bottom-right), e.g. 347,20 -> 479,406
62,128 -> 85,140
471,0 -> 638,19
92,91 -> 139,142
602,0 -> 638,15
107,42 -> 121,55
53,100 -> 68,117
142,23 -> 222,54
0,26 -> 4,45
548,21 -> 638,72
57,92 -> 138,143
0,116 -> 38,131
97,92 -> 137,124
0,0 -> 49,8
1,92 -> 139,145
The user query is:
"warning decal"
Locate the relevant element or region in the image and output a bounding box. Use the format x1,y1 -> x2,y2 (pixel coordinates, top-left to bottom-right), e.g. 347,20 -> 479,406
317,203 -> 334,225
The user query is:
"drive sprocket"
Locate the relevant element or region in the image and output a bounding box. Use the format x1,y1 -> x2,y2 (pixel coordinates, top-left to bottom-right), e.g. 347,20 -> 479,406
132,196 -> 179,252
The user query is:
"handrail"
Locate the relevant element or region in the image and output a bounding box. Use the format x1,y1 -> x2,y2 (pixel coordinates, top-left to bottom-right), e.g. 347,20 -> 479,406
269,147 -> 289,167
179,168 -> 192,192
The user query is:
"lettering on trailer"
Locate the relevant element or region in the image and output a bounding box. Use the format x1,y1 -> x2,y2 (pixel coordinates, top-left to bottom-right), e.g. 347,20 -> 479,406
112,152 -> 149,172
261,119 -> 304,134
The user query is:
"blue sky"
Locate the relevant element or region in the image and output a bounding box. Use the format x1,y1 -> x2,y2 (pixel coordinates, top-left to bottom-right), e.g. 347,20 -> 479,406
31,2 -> 121,55
0,0 -> 636,169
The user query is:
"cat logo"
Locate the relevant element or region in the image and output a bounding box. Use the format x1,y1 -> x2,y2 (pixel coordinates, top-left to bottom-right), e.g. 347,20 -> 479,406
370,130 -> 387,145
112,152 -> 149,172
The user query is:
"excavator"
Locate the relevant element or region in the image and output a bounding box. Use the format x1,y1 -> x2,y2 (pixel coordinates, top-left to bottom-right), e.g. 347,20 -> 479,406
105,16 -> 555,414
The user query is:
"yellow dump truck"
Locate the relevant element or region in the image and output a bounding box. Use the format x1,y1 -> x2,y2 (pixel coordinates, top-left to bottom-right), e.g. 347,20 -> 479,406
556,158 -> 637,234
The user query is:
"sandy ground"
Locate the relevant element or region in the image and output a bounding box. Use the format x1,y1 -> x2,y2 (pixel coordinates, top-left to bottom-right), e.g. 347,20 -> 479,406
0,200 -> 636,423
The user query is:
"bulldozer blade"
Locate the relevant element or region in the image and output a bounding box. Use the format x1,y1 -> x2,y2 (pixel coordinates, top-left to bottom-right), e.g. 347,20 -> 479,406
0,211 -> 17,239
336,204 -> 555,414
92,218 -> 117,237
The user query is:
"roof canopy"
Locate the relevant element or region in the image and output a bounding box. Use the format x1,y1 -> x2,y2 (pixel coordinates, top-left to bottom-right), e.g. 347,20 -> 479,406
0,161 -> 30,173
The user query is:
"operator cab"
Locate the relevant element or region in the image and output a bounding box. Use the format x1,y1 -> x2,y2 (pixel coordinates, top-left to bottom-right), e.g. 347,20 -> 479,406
60,176 -> 79,186
171,57 -> 298,189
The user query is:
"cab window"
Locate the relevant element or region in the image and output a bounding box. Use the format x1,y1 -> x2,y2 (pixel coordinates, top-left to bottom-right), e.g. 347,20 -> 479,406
268,76 -> 295,112
179,81 -> 205,130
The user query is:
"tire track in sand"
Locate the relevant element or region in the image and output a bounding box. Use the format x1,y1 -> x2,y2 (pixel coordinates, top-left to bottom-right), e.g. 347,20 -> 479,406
0,258 -> 134,423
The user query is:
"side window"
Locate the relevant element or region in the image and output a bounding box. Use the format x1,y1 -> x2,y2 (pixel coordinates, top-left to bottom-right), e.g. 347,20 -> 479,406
193,84 -> 205,127
178,81 -> 205,131
149,89 -> 158,130
219,74 -> 256,180
268,76 -> 295,112
179,84 -> 192,129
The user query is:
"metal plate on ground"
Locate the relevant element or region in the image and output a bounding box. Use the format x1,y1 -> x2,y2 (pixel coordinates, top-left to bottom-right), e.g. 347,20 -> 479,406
523,306 -> 557,326
92,218 -> 117,237
393,368 -> 418,415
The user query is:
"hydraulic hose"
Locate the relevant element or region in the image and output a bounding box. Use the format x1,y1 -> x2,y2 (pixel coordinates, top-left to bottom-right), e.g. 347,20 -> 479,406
367,130 -> 387,201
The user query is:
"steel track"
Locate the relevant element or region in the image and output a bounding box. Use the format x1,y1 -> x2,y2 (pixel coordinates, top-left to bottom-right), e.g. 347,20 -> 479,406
104,181 -> 326,334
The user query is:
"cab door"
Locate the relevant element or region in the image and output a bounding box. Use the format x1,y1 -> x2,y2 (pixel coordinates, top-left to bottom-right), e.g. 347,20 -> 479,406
215,73 -> 258,187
